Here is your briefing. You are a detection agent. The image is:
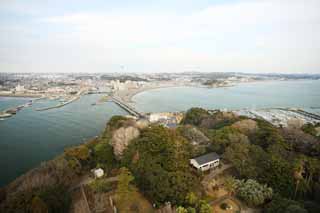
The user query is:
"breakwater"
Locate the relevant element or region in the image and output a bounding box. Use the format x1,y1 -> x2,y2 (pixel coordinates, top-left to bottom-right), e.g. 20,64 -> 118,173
35,96 -> 80,111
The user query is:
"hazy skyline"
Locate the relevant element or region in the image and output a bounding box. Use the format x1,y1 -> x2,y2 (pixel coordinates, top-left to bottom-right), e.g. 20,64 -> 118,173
1,0 -> 320,73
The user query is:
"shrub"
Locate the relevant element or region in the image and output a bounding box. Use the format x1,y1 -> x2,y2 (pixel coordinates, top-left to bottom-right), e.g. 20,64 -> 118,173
234,179 -> 273,206
89,179 -> 115,193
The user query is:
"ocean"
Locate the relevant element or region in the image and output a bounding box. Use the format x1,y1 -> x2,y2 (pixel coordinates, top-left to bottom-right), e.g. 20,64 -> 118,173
1,80 -> 319,186
0,94 -> 127,186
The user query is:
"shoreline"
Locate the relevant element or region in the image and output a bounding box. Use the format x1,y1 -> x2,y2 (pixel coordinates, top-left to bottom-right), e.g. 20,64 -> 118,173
0,93 -> 42,98
116,83 -> 236,104
121,79 -> 320,104
116,84 -> 185,103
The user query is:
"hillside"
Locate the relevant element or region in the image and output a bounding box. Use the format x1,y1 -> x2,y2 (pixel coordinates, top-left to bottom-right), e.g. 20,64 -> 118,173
1,108 -> 320,213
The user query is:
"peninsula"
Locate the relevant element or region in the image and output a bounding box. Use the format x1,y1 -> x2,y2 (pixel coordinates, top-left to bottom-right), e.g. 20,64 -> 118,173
1,107 -> 319,213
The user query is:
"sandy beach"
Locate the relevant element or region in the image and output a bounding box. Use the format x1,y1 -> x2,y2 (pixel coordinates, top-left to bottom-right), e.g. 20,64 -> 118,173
113,83 -> 187,103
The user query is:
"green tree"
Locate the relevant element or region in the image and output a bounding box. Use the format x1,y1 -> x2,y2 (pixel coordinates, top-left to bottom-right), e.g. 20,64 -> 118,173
251,119 -> 287,150
301,123 -> 320,138
224,176 -> 236,196
185,192 -> 198,206
176,206 -> 188,213
234,179 -> 273,206
89,179 -> 114,193
93,142 -> 116,170
207,126 -> 248,154
264,195 -> 307,213
182,108 -> 210,126
186,207 -> 197,213
116,167 -> 135,208
198,200 -> 213,213
64,145 -> 90,161
38,185 -> 72,213
123,125 -> 198,205
284,205 -> 308,213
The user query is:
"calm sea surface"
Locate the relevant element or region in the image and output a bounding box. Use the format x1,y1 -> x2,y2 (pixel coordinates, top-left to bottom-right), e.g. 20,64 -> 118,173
133,80 -> 320,114
0,80 -> 319,186
0,94 -> 127,186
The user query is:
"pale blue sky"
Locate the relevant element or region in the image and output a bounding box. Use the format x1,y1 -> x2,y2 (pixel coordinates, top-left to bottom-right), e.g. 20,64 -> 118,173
1,0 -> 320,73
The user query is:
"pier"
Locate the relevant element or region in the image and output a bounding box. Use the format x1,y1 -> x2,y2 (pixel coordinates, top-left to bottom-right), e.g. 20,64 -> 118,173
35,96 -> 80,111
110,96 -> 143,118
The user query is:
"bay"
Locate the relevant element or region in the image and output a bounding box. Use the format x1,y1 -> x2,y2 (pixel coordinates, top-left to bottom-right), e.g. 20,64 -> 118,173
132,80 -> 320,114
0,94 -> 127,186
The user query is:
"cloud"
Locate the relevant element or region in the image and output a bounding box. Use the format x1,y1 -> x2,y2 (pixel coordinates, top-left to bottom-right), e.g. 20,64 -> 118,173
2,0 -> 320,73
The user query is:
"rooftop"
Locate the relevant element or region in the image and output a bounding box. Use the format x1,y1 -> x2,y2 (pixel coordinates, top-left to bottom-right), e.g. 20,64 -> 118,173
192,152 -> 220,165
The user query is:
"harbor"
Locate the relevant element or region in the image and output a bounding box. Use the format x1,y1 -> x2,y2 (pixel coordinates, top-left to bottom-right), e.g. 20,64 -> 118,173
234,107 -> 320,127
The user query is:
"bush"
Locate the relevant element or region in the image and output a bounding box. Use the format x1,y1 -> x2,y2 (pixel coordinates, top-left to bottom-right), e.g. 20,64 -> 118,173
89,179 -> 115,193
234,179 -> 273,206
64,145 -> 90,161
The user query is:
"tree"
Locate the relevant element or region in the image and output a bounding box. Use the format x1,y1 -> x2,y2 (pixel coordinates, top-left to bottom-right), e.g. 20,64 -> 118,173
234,179 -> 273,206
206,126 -> 249,154
116,167 -> 135,208
264,195 -> 307,213
284,205 -> 308,213
64,145 -> 90,161
38,185 -> 72,213
301,123 -> 320,138
198,200 -> 213,213
89,179 -> 114,193
185,192 -> 198,206
176,206 -> 188,213
123,125 -> 198,205
224,176 -> 236,196
251,119 -> 287,150
182,108 -> 210,126
186,207 -> 197,213
223,141 -> 267,179
93,142 -> 116,170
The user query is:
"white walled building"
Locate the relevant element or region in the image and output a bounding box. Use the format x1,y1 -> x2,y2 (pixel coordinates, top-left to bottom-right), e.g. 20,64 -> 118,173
190,152 -> 220,171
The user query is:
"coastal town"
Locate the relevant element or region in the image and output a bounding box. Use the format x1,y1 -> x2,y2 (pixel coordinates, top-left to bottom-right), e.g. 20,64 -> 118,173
1,72 -> 320,128
2,0 -> 320,212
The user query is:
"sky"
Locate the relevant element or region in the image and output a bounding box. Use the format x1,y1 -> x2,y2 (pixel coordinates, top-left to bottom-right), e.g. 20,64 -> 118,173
1,0 -> 320,73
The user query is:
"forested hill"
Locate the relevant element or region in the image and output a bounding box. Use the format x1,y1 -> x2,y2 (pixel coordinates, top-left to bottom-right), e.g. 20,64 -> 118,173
1,108 -> 320,213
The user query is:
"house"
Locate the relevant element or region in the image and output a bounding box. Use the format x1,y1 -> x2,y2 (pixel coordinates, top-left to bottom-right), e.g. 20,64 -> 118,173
190,152 -> 220,171
92,168 -> 104,178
